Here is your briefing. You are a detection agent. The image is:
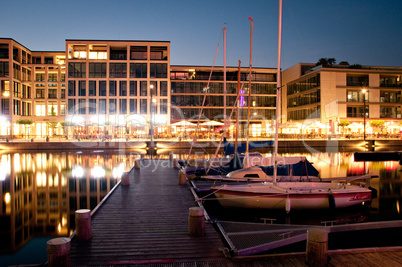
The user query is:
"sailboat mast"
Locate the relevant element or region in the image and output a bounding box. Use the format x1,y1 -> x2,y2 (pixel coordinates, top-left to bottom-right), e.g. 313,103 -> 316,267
246,17 -> 253,153
223,27 -> 227,138
273,0 -> 283,184
235,60 -> 241,153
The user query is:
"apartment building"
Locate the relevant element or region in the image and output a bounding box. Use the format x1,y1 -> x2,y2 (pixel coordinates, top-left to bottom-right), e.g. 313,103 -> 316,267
282,63 -> 402,135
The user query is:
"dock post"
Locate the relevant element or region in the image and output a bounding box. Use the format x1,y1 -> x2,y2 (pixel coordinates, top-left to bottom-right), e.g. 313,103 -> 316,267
306,228 -> 328,266
188,207 -> 205,237
135,158 -> 141,169
169,151 -> 174,161
121,171 -> 130,186
179,169 -> 187,185
75,209 -> 92,240
140,153 -> 144,160
47,237 -> 71,267
173,158 -> 180,169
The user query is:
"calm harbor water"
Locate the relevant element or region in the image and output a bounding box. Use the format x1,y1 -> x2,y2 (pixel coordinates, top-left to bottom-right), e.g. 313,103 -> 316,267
0,148 -> 401,265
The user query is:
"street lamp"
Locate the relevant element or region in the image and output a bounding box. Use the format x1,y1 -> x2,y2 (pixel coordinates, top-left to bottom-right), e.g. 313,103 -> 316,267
362,88 -> 367,141
150,84 -> 155,147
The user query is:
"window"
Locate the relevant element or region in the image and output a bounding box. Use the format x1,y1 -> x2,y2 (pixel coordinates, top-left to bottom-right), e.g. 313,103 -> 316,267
347,75 -> 368,86
48,73 -> 57,81
89,81 -> 96,96
99,81 -> 107,96
129,81 -> 137,96
48,87 -> 57,99
150,46 -> 167,60
140,81 -> 147,96
60,101 -> 65,115
68,62 -> 86,78
68,81 -> 76,96
161,81 -> 168,96
0,62 -> 9,77
88,99 -> 96,114
0,44 -> 9,59
44,57 -> 53,64
1,80 -> 9,97
109,99 -> 116,114
36,73 -> 45,81
140,99 -> 147,114
119,99 -> 127,114
79,81 -> 86,96
130,63 -> 147,78
160,99 -> 168,114
1,99 -> 9,114
150,63 -> 167,78
48,101 -> 57,116
110,47 -> 127,60
35,101 -> 46,116
13,82 -> 21,98
13,100 -> 20,115
109,81 -> 116,96
67,99 -> 76,114
99,99 -> 106,114
78,99 -> 86,114
61,88 -> 65,99
35,85 -> 45,99
119,81 -> 127,96
109,63 -> 127,78
89,63 -> 107,78
130,46 -> 147,60
129,99 -> 137,114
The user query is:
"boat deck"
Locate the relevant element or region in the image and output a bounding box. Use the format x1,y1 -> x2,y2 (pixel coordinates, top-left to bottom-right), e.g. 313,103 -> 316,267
68,159 -> 402,266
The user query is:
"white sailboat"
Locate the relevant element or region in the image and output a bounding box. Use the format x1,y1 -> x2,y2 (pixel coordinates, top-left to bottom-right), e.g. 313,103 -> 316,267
211,0 -> 373,211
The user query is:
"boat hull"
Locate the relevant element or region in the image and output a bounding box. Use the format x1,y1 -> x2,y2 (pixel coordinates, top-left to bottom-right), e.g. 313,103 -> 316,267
212,182 -> 372,210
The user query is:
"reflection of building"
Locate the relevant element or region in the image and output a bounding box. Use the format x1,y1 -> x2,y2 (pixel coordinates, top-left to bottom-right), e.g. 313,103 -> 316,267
0,152 -> 122,253
282,63 -> 402,135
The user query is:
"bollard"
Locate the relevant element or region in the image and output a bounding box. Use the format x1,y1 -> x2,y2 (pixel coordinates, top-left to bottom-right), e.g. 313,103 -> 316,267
169,152 -> 174,161
188,207 -> 205,237
75,209 -> 92,240
173,158 -> 180,169
121,171 -> 130,186
47,237 -> 71,267
178,169 -> 187,185
306,228 -> 328,267
140,153 -> 145,160
135,158 -> 141,169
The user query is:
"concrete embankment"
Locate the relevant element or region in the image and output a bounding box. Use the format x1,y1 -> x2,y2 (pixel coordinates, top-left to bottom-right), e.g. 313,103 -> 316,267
0,139 -> 401,153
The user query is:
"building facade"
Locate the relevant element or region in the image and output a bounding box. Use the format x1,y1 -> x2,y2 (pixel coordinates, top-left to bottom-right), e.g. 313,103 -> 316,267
282,63 -> 402,136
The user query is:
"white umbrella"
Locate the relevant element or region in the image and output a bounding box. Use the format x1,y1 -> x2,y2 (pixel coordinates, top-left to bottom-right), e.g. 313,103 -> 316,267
200,120 -> 224,127
171,121 -> 196,126
347,122 -> 364,129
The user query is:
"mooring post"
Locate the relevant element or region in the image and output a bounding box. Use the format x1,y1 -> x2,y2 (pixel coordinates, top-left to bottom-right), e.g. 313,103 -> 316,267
121,171 -> 130,186
134,158 -> 141,169
47,237 -> 71,267
178,169 -> 187,185
173,158 -> 180,169
306,228 -> 328,266
75,209 -> 92,240
188,207 -> 205,237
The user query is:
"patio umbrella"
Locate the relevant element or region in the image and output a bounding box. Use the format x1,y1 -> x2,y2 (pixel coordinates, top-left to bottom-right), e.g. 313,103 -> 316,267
200,120 -> 224,127
171,121 -> 196,126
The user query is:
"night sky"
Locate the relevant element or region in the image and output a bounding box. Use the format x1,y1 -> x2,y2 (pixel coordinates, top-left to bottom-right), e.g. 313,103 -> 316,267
1,0 -> 401,70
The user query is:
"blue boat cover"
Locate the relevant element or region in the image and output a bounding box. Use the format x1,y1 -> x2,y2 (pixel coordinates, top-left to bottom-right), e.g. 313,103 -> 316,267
258,159 -> 319,177
185,153 -> 244,176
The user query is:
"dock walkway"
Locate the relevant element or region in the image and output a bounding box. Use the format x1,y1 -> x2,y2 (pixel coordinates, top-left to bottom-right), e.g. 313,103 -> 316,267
69,159 -> 231,265
69,159 -> 402,266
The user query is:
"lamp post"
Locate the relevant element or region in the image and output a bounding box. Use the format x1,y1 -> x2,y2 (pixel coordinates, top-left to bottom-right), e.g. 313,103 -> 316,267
150,84 -> 155,147
362,88 -> 367,141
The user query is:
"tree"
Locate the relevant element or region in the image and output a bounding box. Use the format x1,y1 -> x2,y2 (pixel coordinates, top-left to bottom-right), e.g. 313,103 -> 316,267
370,120 -> 385,133
316,58 -> 336,67
338,120 -> 350,135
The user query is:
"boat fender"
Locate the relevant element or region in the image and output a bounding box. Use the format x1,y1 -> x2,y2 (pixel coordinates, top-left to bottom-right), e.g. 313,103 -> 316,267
328,193 -> 336,210
285,197 -> 291,213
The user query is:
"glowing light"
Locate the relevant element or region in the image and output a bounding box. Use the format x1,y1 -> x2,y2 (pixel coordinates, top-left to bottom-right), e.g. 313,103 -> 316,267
112,163 -> 125,178
72,165 -> 84,178
4,192 -> 10,204
91,166 -> 105,178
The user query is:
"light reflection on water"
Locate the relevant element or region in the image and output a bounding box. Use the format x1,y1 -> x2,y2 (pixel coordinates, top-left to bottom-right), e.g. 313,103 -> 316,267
0,149 -> 401,256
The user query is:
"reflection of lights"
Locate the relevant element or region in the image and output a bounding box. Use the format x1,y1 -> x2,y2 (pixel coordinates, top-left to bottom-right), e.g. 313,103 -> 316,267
72,165 -> 84,178
58,223 -> 61,233
113,163 -> 125,178
4,192 -> 10,204
397,201 -> 400,213
91,166 -> 105,178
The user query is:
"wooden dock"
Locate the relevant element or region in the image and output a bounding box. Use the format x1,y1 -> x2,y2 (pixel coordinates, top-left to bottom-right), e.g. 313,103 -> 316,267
69,159 -> 402,266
